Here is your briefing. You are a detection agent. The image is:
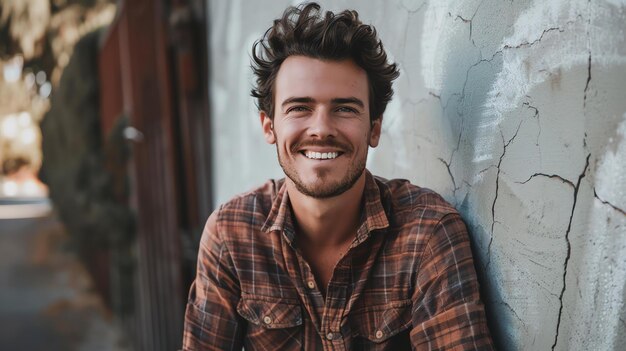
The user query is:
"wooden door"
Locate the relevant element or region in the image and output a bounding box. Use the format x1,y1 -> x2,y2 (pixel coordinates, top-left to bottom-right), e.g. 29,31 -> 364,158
98,0 -> 211,349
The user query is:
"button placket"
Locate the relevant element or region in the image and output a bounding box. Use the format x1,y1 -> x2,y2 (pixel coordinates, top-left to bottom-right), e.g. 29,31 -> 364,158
320,266 -> 348,348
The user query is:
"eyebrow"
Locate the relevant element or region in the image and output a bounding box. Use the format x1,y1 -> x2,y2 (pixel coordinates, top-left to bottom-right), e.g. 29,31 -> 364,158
281,96 -> 365,108
281,97 -> 314,108
331,97 -> 365,108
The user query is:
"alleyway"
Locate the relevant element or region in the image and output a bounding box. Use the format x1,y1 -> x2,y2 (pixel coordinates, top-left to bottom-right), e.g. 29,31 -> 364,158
0,200 -> 131,351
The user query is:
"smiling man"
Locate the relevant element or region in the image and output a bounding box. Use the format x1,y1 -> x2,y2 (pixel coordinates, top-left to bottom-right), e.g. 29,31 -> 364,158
183,3 -> 493,350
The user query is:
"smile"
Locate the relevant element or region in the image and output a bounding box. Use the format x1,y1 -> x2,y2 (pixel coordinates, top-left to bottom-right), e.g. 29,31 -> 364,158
302,151 -> 340,160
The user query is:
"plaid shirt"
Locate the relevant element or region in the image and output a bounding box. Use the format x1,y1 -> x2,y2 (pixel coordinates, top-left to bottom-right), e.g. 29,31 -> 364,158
183,170 -> 493,350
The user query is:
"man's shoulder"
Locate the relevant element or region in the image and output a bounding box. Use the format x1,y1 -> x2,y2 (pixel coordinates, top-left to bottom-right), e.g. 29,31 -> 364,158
217,178 -> 285,216
201,179 -> 284,246
373,175 -> 459,220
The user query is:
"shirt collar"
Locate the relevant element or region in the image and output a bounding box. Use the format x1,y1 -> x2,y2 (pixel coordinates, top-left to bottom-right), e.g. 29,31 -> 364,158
261,180 -> 296,242
261,170 -> 390,242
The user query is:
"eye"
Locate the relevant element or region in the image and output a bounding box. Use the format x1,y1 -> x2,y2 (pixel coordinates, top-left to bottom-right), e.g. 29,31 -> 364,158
335,106 -> 359,114
286,105 -> 310,113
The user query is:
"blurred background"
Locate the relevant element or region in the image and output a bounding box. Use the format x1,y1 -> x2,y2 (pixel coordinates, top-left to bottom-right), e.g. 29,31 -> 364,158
1,0 -> 208,350
0,0 -> 625,351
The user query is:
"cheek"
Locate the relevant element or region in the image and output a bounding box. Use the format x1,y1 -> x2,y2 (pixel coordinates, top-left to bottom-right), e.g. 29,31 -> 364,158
272,129 -> 294,154
275,123 -> 302,144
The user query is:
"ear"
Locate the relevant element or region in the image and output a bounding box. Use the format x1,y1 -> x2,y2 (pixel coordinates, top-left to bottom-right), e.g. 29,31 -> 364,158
369,116 -> 383,147
260,111 -> 276,144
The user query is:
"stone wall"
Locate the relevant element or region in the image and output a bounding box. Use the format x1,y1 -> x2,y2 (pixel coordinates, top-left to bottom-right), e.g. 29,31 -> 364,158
207,1 -> 626,349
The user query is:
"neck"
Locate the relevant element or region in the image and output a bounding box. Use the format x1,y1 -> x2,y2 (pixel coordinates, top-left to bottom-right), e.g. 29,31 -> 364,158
287,172 -> 367,247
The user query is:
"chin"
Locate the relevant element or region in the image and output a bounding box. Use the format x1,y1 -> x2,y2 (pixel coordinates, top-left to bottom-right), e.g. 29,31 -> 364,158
293,172 -> 363,199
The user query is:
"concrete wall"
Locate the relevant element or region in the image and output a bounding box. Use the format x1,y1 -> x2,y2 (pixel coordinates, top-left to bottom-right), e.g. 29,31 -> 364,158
206,0 -> 626,350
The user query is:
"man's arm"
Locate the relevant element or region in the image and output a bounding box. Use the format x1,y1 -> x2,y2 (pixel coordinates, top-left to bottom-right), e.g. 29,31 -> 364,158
182,210 -> 245,350
410,213 -> 493,350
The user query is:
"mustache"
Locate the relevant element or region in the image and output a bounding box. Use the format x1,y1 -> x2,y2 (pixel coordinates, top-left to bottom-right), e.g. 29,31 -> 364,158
291,139 -> 352,153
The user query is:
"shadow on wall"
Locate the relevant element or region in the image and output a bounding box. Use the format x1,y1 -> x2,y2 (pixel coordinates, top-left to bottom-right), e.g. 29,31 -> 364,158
436,33 -> 512,350
423,7 -> 507,346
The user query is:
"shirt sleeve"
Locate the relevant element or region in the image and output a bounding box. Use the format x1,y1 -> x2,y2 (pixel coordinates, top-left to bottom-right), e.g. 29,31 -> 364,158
182,210 -> 245,350
410,213 -> 494,350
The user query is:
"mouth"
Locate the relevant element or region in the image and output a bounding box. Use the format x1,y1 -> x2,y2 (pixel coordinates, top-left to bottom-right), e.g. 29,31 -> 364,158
299,150 -> 343,160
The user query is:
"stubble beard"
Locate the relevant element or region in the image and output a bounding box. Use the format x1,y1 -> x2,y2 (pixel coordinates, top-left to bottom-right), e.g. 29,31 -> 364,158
275,144 -> 367,199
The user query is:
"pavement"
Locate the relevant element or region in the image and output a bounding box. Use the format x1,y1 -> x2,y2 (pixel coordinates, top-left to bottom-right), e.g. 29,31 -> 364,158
0,198 -> 132,351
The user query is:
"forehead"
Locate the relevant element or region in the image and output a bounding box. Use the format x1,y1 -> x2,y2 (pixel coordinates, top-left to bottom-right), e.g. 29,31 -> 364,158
274,56 -> 369,103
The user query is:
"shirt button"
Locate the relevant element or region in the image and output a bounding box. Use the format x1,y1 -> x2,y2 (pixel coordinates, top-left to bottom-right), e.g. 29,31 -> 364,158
326,332 -> 334,340
263,316 -> 272,325
307,280 -> 315,289
375,330 -> 384,339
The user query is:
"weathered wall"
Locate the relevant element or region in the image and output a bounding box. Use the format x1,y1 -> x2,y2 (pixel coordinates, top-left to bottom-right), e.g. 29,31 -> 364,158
207,0 -> 626,350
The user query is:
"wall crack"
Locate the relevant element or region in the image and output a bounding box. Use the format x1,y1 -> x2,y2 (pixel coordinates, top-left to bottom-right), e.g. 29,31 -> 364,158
551,153 -> 591,350
449,0 -> 484,43
501,300 -> 526,329
523,100 -> 541,145
477,165 -> 496,177
486,120 -> 524,270
438,156 -> 459,201
583,51 -> 592,109
503,15 -> 582,50
583,0 -> 592,109
593,188 -> 626,216
503,27 -> 565,49
516,173 -> 575,189
460,50 -> 502,104
399,0 -> 427,14
438,115 -> 463,202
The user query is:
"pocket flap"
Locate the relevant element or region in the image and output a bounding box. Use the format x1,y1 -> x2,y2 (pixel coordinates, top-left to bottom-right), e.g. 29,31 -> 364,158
352,300 -> 412,342
237,296 -> 303,329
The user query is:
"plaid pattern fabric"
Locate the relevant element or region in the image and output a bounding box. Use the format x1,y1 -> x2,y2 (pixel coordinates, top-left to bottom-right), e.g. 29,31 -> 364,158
183,170 -> 493,350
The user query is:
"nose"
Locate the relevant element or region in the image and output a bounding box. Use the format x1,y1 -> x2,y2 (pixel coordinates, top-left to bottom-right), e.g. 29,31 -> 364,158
306,108 -> 336,139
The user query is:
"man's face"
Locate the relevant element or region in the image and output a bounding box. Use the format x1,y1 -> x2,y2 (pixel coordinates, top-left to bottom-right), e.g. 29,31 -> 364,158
261,56 -> 381,198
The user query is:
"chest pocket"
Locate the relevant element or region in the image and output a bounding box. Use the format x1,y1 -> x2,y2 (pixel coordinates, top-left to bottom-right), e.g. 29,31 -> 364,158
237,295 -> 304,350
237,295 -> 303,328
349,300 -> 412,350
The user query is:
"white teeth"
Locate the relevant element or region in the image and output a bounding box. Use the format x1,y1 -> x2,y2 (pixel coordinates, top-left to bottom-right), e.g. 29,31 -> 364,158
304,151 -> 339,160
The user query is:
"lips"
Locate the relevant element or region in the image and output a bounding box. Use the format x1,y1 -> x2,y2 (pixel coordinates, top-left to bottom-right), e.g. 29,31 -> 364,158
302,151 -> 340,160
292,140 -> 351,159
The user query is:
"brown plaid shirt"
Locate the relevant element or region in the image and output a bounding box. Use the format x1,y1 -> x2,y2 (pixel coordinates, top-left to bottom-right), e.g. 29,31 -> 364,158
183,170 -> 493,350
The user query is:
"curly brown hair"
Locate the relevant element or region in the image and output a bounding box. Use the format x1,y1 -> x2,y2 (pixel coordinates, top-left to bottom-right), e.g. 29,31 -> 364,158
251,2 -> 399,122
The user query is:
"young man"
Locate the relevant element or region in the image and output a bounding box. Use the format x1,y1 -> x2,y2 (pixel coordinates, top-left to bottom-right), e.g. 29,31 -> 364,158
183,3 -> 493,350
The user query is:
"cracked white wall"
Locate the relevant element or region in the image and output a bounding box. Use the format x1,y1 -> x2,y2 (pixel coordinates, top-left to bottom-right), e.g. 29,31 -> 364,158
207,0 -> 626,350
